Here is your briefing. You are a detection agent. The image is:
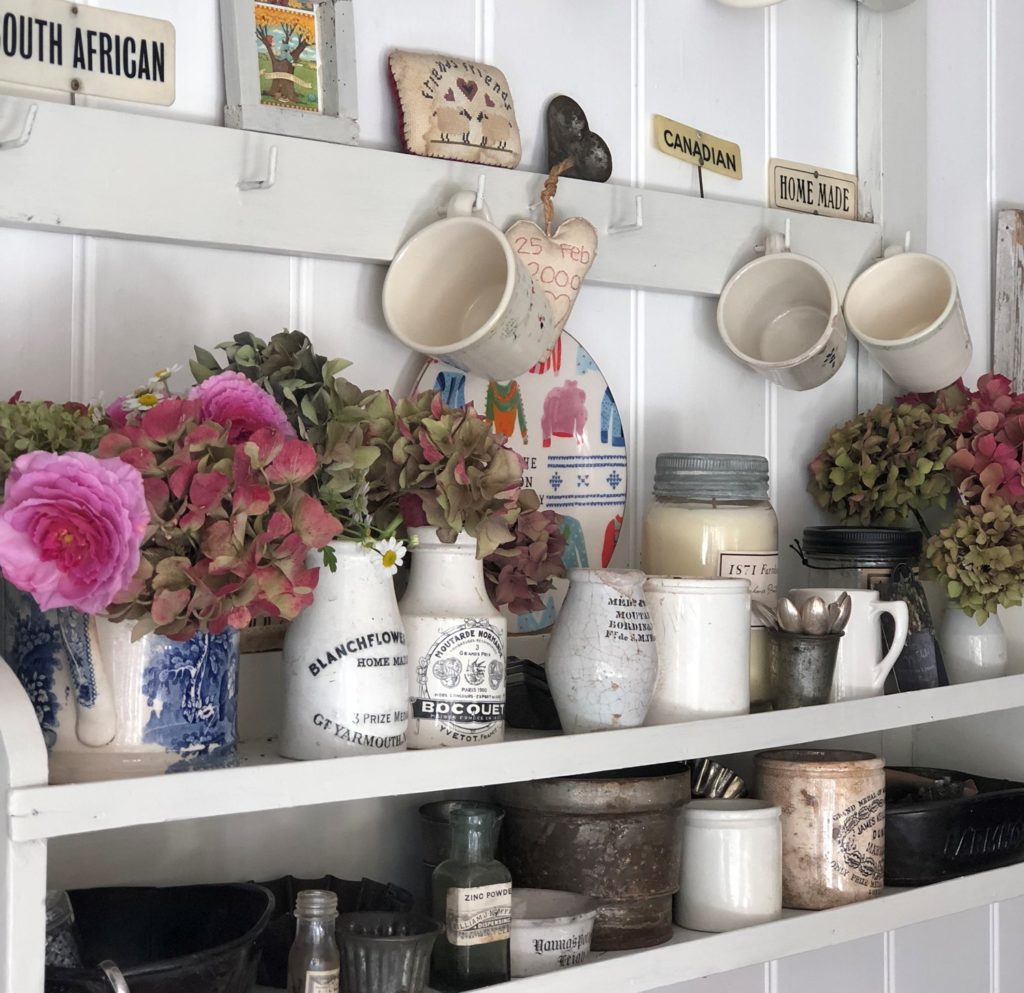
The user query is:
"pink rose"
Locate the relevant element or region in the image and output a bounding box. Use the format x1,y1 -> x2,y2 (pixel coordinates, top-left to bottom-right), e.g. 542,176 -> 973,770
105,397 -> 129,427
0,451 -> 148,615
190,371 -> 295,445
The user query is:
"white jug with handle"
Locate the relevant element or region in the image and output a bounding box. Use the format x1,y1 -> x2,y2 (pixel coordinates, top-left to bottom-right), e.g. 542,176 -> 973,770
790,588 -> 908,702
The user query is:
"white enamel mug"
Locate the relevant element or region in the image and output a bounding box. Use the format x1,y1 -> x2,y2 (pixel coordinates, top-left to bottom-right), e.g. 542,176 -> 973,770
717,237 -> 847,391
382,191 -> 556,381
843,252 -> 972,392
790,588 -> 908,702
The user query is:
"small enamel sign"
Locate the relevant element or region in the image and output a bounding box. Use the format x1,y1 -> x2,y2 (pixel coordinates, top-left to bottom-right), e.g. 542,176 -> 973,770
769,158 -> 857,220
653,114 -> 742,180
0,0 -> 175,105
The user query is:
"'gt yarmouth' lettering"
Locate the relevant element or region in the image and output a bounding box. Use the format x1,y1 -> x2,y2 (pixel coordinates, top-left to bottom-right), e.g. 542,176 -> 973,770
0,13 -> 167,82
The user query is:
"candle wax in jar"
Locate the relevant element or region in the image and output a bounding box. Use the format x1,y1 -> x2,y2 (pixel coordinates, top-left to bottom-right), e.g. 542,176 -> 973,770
642,500 -> 779,704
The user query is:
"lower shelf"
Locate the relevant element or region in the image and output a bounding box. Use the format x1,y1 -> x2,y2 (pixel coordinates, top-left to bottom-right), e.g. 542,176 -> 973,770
253,863 -> 1024,992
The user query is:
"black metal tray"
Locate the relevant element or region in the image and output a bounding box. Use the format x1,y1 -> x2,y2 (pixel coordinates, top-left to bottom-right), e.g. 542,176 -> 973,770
886,766 -> 1024,886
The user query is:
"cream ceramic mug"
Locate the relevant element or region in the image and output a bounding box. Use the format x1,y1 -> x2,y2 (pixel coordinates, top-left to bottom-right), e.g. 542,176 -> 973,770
382,191 -> 556,381
790,588 -> 908,702
843,251 -> 972,392
717,235 -> 847,391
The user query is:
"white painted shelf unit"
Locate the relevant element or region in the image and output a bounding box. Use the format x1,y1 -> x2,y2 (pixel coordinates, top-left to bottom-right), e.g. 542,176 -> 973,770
0,91 -> 997,993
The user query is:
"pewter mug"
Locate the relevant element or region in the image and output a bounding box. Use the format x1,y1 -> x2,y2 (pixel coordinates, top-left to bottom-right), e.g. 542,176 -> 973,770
767,630 -> 842,709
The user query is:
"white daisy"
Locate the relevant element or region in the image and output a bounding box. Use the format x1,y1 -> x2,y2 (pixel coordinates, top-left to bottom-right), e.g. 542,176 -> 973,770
148,363 -> 182,386
122,391 -> 164,411
374,537 -> 407,575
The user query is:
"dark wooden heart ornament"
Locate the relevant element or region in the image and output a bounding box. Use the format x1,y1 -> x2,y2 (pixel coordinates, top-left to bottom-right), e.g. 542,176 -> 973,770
546,95 -> 613,183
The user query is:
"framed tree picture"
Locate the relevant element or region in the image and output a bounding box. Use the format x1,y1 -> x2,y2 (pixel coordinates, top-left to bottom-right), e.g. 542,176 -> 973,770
220,0 -> 358,144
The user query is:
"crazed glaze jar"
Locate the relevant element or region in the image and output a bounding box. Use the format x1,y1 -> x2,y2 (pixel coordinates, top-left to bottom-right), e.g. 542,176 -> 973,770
642,454 -> 778,705
676,799 -> 782,933
755,748 -> 885,910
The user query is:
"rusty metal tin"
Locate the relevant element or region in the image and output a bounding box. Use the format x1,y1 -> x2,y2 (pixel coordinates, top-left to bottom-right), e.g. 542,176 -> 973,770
755,748 -> 884,910
496,763 -> 690,950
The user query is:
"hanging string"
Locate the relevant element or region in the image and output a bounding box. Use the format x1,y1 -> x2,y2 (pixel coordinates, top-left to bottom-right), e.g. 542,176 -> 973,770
541,157 -> 575,236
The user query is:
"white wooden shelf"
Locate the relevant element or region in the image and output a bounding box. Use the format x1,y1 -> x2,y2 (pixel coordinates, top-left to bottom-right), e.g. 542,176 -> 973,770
10,673 -> 1024,842
252,863 -> 1024,992
0,96 -> 881,297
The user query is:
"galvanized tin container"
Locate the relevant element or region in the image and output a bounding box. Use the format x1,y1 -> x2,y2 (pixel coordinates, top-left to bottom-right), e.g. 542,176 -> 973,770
496,764 -> 690,950
755,748 -> 884,910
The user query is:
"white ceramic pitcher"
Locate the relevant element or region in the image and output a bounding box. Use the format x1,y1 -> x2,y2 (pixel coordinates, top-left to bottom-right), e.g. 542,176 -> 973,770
790,588 -> 908,702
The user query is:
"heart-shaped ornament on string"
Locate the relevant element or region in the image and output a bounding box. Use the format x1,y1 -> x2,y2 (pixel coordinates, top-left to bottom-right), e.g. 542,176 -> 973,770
547,95 -> 613,183
506,217 -> 598,335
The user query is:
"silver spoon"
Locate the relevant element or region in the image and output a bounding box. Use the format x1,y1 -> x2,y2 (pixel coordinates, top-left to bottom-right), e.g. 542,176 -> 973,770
800,596 -> 830,635
776,597 -> 803,633
752,601 -> 780,630
829,592 -> 852,634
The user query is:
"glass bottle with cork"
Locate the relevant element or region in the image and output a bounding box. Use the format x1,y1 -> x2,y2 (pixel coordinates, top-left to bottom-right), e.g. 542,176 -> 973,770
431,805 -> 511,991
642,453 -> 778,706
288,889 -> 340,993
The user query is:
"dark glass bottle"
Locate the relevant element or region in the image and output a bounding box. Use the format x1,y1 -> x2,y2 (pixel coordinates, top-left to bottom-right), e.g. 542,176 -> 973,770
287,890 -> 340,993
431,806 -> 511,991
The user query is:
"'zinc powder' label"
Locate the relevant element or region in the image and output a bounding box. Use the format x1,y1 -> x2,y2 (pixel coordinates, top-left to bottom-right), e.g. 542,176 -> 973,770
304,969 -> 339,993
446,883 -> 512,946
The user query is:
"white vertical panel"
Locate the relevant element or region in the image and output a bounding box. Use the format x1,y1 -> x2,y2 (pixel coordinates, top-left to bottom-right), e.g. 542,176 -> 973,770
89,239 -> 291,399
0,229 -> 74,401
651,964 -> 766,993
644,0 -> 766,204
924,0 -> 993,381
891,907 -> 991,993
353,0 -> 479,150
999,897 -> 1024,989
773,0 -> 856,174
489,0 -> 633,179
776,935 -> 884,993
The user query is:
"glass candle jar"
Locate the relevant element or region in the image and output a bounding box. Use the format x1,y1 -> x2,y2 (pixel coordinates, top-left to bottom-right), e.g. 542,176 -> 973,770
794,526 -> 922,590
641,454 -> 778,705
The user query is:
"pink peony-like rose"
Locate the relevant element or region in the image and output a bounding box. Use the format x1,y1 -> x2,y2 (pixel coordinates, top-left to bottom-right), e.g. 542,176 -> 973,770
190,371 -> 295,445
0,451 -> 149,615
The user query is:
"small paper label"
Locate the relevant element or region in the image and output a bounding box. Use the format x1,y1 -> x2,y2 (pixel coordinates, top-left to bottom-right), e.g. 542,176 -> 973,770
653,114 -> 742,179
304,970 -> 339,993
768,158 -> 858,219
718,551 -> 779,628
446,883 -> 512,946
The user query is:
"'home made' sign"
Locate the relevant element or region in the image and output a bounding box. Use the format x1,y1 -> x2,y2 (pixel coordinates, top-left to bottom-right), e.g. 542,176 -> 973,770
768,158 -> 857,220
0,0 -> 174,105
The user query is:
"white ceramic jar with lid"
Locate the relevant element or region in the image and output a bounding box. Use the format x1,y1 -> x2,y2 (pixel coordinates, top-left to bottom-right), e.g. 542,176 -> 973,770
641,454 -> 778,705
643,576 -> 751,724
676,799 -> 783,933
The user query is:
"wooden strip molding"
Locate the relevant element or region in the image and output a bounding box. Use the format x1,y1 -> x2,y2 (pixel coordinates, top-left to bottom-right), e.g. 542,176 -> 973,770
994,209 -> 1024,386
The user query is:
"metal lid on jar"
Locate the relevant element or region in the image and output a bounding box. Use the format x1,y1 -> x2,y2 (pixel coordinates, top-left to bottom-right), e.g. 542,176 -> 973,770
653,453 -> 770,501
801,526 -> 922,562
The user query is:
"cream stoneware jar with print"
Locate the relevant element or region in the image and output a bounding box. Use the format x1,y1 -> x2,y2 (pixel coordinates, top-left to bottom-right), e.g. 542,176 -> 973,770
756,748 -> 885,910
281,541 -> 409,760
546,569 -> 658,733
382,191 -> 556,381
401,527 -> 507,749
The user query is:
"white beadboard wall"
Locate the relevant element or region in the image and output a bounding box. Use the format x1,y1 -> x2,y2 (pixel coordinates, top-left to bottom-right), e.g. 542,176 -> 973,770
0,1 -> 1020,991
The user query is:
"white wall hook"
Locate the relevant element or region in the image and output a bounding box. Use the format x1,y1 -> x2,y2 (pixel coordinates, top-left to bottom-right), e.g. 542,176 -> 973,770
609,194 -> 644,235
882,229 -> 912,258
755,217 -> 791,255
238,146 -> 278,191
0,104 -> 38,151
474,174 -> 486,212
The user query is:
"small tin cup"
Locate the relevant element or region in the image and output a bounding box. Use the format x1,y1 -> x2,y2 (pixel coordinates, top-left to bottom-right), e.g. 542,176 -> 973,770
767,630 -> 842,709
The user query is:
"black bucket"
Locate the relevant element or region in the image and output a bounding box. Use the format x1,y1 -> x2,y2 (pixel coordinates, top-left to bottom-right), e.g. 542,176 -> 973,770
45,884 -> 274,993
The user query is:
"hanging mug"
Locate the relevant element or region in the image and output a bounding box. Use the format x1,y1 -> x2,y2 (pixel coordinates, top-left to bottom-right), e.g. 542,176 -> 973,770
790,588 -> 908,702
717,232 -> 847,391
843,250 -> 972,392
382,191 -> 556,380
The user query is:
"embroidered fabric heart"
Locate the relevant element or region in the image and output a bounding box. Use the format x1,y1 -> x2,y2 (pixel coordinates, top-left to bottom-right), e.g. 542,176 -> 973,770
444,88 -> 455,101
457,77 -> 479,102
505,217 -> 598,335
547,94 -> 613,183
